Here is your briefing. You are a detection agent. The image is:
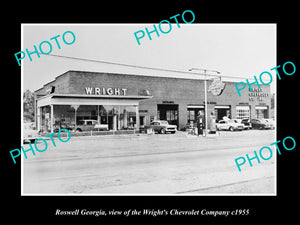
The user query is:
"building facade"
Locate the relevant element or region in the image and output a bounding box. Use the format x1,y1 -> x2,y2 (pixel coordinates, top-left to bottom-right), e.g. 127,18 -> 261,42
34,70 -> 271,132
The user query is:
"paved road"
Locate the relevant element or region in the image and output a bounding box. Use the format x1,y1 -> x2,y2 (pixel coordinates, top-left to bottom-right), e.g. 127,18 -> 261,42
22,129 -> 276,195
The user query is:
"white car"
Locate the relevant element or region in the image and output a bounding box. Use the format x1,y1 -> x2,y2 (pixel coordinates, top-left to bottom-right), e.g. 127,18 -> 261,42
233,119 -> 246,130
263,118 -> 275,129
216,119 -> 244,131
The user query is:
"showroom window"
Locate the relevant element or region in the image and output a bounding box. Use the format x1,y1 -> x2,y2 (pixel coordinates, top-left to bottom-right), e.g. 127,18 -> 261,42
236,106 -> 250,119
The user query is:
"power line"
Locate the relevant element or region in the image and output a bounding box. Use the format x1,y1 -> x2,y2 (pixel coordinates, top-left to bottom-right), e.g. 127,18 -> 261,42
41,53 -> 254,81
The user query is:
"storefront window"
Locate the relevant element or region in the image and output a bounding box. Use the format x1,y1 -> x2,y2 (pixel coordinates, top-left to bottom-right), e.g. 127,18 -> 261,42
187,107 -> 204,124
256,106 -> 268,119
52,105 -> 138,131
236,106 -> 250,119
166,110 -> 178,121
188,110 -> 195,121
157,104 -> 179,126
119,106 -> 136,130
97,105 -> 137,130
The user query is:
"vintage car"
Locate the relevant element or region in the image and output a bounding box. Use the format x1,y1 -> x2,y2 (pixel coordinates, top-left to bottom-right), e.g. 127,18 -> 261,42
149,120 -> 177,134
264,118 -> 275,129
250,118 -> 271,129
240,118 -> 252,130
75,119 -> 109,132
23,122 -> 41,144
53,123 -> 74,133
233,119 -> 246,130
216,119 -> 244,131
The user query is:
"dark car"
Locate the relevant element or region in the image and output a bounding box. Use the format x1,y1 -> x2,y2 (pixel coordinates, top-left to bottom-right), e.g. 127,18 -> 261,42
54,123 -> 74,133
241,119 -> 252,130
149,120 -> 177,134
75,119 -> 109,132
250,118 -> 270,129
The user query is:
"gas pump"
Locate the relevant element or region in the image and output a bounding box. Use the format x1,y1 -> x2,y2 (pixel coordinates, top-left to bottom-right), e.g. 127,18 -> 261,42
197,112 -> 205,136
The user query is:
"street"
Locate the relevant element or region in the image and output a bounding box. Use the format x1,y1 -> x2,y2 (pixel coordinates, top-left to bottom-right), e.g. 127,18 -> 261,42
22,129 -> 276,195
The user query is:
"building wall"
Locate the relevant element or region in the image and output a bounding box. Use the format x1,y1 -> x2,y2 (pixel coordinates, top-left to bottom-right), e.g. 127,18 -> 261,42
35,70 -> 271,130
35,71 -> 71,96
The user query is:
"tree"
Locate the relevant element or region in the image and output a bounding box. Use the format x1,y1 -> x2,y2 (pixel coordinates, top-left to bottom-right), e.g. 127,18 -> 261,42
23,89 -> 35,122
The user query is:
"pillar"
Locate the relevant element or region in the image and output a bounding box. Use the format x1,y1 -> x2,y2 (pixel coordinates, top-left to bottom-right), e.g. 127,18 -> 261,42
135,105 -> 140,131
50,104 -> 54,133
37,107 -> 41,131
123,109 -> 128,128
117,106 -> 121,130
113,114 -> 117,130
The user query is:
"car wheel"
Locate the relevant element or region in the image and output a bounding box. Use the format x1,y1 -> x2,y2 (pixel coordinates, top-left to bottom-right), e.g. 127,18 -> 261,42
75,128 -> 82,132
229,126 -> 234,132
160,128 -> 166,134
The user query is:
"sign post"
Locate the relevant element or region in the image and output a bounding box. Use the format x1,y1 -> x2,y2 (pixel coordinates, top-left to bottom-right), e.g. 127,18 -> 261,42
188,68 -> 221,137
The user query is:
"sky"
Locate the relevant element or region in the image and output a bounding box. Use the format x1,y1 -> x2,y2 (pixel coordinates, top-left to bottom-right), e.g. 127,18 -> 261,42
22,23 -> 276,93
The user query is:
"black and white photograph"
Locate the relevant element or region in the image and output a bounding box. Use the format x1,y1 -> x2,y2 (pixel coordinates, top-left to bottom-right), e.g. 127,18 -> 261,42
4,5 -> 298,224
21,23 -> 276,195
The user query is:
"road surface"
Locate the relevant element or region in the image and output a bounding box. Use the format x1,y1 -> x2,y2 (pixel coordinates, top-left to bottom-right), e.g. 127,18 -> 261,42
22,129 -> 276,195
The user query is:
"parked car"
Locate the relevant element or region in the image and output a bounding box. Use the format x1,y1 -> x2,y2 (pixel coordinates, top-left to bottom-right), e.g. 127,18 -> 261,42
149,120 -> 177,134
23,122 -> 41,144
75,119 -> 108,132
233,119 -> 245,130
264,118 -> 275,129
216,119 -> 244,131
250,118 -> 271,129
241,118 -> 252,130
54,123 -> 74,133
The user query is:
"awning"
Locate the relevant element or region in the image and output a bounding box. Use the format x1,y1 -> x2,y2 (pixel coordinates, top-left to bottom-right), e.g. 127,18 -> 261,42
36,93 -> 153,107
255,106 -> 268,110
236,106 -> 250,110
214,105 -> 230,109
187,105 -> 205,109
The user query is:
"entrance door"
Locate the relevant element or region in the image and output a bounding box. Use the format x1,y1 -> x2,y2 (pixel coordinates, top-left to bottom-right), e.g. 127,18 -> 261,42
187,108 -> 205,124
214,106 -> 231,121
217,109 -> 227,121
255,106 -> 269,119
157,104 -> 179,126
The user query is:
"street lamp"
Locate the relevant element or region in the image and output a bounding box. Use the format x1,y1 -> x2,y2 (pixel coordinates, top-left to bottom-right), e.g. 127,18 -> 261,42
188,68 -> 220,136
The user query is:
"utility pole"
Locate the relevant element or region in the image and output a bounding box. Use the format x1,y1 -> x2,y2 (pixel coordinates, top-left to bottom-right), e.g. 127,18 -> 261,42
188,68 -> 220,136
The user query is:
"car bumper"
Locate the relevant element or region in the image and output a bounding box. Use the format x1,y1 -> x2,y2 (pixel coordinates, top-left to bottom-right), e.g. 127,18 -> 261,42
235,126 -> 244,130
166,128 -> 177,132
